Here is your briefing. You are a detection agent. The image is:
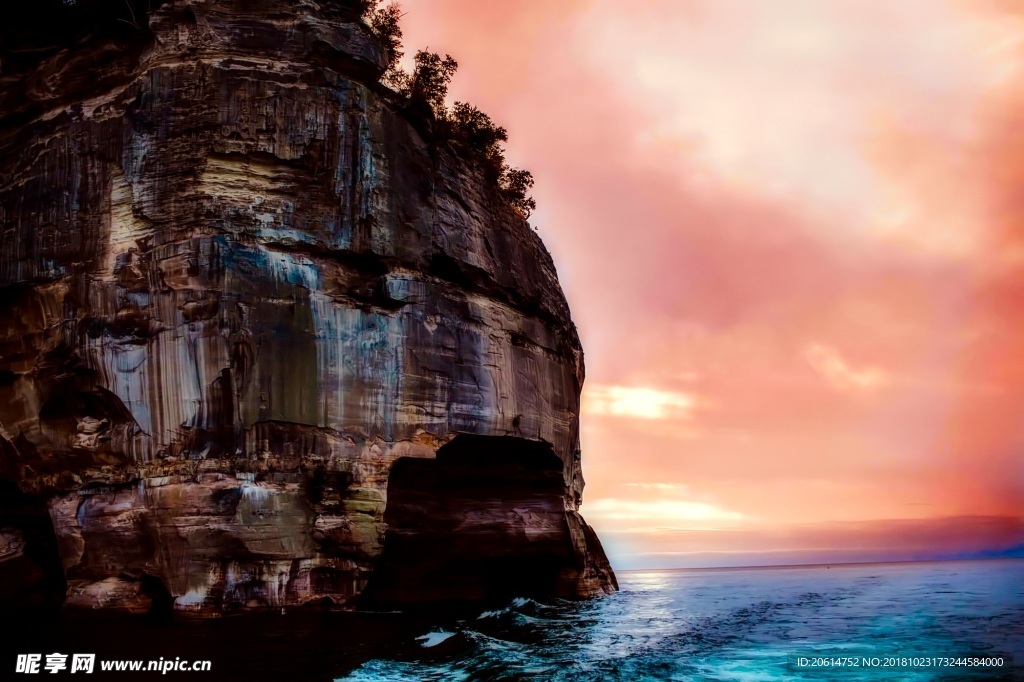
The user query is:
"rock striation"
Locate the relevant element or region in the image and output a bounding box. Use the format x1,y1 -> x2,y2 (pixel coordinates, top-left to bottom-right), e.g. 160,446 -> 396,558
0,0 -> 616,615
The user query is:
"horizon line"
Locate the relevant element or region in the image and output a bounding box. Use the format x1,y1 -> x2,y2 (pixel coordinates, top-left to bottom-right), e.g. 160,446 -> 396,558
615,555 -> 1024,573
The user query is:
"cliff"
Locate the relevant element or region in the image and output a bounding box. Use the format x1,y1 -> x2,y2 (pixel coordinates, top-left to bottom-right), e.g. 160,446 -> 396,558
0,0 -> 616,615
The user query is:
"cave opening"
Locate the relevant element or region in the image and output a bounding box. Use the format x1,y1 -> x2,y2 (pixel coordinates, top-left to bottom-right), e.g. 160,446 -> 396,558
359,434 -> 576,610
0,481 -> 67,616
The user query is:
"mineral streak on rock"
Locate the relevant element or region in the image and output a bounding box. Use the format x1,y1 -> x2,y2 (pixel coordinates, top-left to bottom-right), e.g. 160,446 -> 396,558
0,0 -> 617,615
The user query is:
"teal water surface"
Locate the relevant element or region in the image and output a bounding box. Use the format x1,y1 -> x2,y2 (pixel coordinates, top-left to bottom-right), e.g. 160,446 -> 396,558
339,559 -> 1024,681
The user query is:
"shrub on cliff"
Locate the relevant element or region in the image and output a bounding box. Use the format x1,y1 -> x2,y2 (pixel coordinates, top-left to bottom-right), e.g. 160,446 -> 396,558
447,102 -> 507,169
361,13 -> 537,220
499,167 -> 537,219
361,1 -> 405,82
408,50 -> 460,113
443,103 -> 535,218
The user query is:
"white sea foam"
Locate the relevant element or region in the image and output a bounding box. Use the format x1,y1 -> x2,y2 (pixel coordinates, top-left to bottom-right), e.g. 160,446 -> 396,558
477,608 -> 506,620
415,630 -> 456,648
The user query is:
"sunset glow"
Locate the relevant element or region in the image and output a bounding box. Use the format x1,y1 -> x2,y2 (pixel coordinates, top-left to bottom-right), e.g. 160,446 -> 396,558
400,0 -> 1024,567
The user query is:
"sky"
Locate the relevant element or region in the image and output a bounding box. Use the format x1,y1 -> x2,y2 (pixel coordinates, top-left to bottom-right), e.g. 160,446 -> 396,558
397,0 -> 1024,569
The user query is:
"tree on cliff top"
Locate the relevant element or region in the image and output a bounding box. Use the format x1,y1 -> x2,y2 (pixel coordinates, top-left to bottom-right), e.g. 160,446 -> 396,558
407,50 -> 460,114
448,101 -> 508,169
361,5 -> 537,219
362,1 -> 405,84
499,168 -> 537,219
444,102 -> 536,219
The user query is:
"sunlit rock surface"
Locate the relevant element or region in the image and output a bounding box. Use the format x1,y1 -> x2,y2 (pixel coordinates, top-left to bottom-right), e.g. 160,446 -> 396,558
0,0 -> 616,615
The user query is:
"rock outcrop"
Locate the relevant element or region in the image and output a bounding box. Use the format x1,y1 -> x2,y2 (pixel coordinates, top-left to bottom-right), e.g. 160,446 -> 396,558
0,0 -> 616,616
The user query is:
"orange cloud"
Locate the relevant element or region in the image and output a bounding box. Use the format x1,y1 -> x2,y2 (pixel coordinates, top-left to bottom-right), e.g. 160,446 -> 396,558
583,385 -> 695,420
586,497 -> 745,529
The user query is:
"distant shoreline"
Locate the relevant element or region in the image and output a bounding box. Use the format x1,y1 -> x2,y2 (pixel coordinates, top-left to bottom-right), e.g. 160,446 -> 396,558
617,555 -> 1024,573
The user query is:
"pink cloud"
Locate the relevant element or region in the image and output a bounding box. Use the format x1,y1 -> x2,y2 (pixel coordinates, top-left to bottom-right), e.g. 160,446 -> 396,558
803,344 -> 888,390
399,0 -> 1024,566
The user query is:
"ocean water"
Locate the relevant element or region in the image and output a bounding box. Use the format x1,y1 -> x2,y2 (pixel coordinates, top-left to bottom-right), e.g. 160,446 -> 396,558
339,559 -> 1024,681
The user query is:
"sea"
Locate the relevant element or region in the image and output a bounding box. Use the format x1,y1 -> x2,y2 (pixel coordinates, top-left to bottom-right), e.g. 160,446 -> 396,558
6,558 -> 1022,680
340,559 -> 1024,681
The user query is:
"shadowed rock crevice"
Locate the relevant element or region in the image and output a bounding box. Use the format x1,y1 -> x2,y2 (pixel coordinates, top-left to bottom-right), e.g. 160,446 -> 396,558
361,434 -> 609,609
0,481 -> 67,614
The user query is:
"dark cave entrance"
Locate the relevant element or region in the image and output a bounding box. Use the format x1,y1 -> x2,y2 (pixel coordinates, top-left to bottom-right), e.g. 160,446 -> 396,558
359,434 -> 576,609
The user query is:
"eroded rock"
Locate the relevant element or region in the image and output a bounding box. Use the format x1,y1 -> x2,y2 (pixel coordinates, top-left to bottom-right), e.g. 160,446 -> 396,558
0,0 -> 615,615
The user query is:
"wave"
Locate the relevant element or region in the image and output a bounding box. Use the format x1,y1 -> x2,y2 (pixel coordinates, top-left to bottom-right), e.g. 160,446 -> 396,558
475,595 -> 559,622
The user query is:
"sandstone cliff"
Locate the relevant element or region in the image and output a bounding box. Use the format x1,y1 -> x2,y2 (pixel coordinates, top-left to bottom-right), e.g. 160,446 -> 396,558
0,0 -> 616,615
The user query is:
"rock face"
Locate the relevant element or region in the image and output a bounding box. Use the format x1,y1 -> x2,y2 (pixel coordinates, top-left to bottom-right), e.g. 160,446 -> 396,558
0,0 -> 616,615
